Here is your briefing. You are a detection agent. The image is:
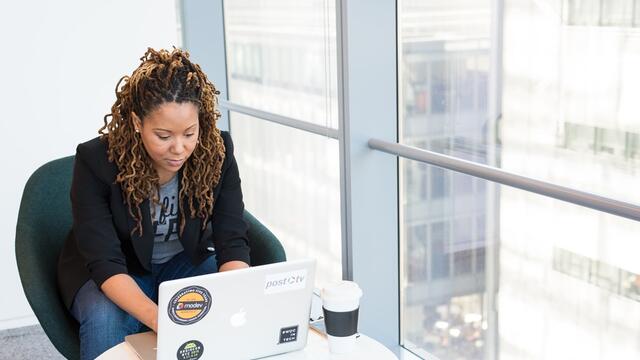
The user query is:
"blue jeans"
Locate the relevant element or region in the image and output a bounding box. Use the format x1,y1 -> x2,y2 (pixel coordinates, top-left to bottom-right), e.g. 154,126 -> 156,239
70,251 -> 218,360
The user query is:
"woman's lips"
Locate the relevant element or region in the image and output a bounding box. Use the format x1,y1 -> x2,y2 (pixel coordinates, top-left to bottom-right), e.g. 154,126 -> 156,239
167,159 -> 184,167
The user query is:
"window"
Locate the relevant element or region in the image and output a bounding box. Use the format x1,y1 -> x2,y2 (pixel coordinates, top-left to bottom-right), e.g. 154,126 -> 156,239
183,0 -> 640,356
399,0 -> 640,358
230,113 -> 341,286
224,0 -> 338,128
223,0 -> 341,288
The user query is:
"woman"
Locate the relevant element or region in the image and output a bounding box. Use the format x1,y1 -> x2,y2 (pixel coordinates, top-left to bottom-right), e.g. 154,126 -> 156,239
57,48 -> 250,360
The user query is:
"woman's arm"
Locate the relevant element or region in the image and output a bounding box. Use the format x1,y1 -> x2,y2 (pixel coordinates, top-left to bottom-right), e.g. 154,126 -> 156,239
100,262 -> 248,334
101,274 -> 159,332
72,142 -> 130,290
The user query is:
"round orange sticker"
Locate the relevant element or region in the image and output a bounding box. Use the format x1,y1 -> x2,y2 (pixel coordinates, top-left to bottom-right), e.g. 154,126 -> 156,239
168,286 -> 212,325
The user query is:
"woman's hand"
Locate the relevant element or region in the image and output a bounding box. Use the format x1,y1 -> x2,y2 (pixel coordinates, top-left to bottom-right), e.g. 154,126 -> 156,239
149,311 -> 158,333
218,260 -> 249,272
101,273 -> 159,332
100,261 -> 248,333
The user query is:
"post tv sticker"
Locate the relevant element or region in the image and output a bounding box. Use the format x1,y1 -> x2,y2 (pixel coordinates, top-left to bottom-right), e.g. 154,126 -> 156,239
167,286 -> 211,325
176,340 -> 204,360
264,269 -> 307,294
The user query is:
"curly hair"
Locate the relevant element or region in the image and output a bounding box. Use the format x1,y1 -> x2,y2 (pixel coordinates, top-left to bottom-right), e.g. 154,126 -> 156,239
99,47 -> 225,236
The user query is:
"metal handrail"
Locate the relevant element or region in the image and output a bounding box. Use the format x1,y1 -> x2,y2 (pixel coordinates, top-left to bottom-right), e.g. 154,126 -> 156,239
369,138 -> 640,222
219,100 -> 339,139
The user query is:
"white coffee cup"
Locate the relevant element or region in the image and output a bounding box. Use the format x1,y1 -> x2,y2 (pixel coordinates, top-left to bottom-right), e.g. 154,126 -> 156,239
321,281 -> 363,354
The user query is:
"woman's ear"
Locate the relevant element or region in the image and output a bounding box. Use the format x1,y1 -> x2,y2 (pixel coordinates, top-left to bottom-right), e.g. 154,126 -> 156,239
131,112 -> 142,132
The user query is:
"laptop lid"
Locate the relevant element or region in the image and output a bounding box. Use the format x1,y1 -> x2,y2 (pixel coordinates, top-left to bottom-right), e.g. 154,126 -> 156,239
153,258 -> 316,360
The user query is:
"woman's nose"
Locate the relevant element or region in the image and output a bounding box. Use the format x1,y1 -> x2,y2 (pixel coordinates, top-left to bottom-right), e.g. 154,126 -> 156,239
170,139 -> 185,154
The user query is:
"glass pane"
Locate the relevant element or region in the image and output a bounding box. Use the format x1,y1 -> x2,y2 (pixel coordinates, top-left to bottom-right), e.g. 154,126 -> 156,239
566,0 -> 601,25
399,0 -> 492,166
601,0 -> 634,26
399,0 -> 640,207
224,0 -> 339,129
230,112 -> 341,287
509,0 -> 640,204
400,161 -> 640,359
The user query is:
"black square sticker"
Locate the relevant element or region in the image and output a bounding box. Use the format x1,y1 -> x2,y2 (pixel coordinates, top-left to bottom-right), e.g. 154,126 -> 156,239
278,325 -> 299,344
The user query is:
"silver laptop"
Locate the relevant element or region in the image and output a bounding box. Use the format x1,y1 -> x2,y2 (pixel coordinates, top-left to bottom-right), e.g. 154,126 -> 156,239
126,258 -> 316,360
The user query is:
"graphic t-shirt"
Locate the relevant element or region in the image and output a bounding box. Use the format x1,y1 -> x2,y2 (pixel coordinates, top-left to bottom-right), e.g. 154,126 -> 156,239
151,175 -> 184,264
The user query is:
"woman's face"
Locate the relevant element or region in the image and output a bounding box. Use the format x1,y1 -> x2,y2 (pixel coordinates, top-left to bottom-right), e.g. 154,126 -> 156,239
133,102 -> 200,184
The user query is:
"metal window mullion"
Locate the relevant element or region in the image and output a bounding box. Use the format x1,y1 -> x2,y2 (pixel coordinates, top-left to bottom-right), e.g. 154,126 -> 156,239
340,0 -> 399,349
335,0 -> 352,282
220,0 -> 231,132
486,0 -> 504,357
181,0 -> 230,131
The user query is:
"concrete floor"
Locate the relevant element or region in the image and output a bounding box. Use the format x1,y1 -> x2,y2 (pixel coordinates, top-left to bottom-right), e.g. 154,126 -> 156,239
0,325 -> 65,359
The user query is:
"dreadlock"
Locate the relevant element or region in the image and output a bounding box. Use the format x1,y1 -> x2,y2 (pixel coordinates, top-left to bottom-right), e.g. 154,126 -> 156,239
99,47 -> 225,236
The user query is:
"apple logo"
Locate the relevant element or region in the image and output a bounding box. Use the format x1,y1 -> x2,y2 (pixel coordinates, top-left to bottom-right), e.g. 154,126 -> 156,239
230,308 -> 247,327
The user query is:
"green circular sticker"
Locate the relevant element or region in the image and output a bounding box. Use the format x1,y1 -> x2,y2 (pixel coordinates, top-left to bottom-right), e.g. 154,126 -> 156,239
176,340 -> 204,360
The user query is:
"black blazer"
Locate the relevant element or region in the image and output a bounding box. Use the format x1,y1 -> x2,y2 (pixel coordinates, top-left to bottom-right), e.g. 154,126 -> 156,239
57,131 -> 250,309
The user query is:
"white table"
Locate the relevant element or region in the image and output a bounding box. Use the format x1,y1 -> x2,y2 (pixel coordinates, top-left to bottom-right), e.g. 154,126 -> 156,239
98,329 -> 397,359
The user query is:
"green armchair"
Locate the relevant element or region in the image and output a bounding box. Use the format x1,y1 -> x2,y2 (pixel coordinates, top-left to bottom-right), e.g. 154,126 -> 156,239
15,155 -> 286,359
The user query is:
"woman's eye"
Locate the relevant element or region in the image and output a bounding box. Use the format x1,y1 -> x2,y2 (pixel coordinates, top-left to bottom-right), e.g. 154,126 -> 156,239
185,133 -> 195,138
158,135 -> 170,140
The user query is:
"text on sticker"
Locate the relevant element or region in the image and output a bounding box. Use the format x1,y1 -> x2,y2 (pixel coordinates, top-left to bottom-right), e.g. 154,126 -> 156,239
264,269 -> 307,294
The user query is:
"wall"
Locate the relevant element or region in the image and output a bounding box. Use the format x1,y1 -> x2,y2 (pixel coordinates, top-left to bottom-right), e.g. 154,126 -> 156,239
0,0 -> 180,330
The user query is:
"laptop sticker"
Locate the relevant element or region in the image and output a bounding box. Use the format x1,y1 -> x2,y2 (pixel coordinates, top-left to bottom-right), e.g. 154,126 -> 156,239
278,325 -> 299,344
176,340 -> 204,360
264,269 -> 307,294
168,286 -> 212,325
